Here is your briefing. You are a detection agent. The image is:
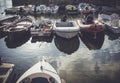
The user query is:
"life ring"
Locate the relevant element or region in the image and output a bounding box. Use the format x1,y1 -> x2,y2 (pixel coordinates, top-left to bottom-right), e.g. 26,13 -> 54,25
87,24 -> 104,33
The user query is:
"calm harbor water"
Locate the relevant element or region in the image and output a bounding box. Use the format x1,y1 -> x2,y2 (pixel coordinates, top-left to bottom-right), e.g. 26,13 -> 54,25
0,1 -> 120,83
1,26 -> 120,83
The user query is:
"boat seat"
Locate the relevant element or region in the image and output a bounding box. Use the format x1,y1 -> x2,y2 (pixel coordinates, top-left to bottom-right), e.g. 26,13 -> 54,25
56,22 -> 74,27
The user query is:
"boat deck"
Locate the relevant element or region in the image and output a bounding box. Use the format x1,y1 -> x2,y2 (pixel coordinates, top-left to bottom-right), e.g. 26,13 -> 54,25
0,63 -> 14,83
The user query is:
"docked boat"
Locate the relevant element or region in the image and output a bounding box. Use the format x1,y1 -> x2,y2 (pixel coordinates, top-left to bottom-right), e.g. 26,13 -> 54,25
39,5 -> 47,14
65,5 -> 78,14
30,19 -> 53,37
16,59 -> 62,83
4,17 -> 33,40
77,15 -> 104,39
0,15 -> 18,38
48,4 -> 59,14
98,13 -> 120,35
78,3 -> 96,16
53,21 -> 80,39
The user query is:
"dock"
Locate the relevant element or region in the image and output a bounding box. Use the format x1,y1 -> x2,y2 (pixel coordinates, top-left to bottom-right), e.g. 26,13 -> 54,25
0,63 -> 15,83
0,15 -> 18,23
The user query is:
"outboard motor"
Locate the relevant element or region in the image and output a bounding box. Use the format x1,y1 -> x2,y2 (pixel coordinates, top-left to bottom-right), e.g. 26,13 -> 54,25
85,15 -> 94,24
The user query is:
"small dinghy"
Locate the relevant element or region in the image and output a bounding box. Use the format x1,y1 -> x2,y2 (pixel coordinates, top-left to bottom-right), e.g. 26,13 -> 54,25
77,14 -> 104,39
4,17 -> 33,39
0,15 -> 18,38
65,5 -> 78,14
39,5 -> 47,14
53,20 -> 80,39
16,58 -> 63,83
30,19 -> 53,37
78,3 -> 95,14
49,4 -> 59,14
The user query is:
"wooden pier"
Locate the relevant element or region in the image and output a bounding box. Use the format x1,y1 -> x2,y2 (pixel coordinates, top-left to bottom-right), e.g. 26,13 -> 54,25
0,63 -> 15,83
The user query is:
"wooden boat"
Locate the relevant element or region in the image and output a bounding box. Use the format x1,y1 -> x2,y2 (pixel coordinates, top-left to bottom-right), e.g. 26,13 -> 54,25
16,58 -> 63,83
53,21 -> 80,39
4,17 -> 33,39
30,19 -> 53,37
0,15 -> 18,38
77,15 -> 104,39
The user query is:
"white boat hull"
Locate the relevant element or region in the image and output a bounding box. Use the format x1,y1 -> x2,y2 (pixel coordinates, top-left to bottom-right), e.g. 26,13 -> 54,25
53,21 -> 80,39
17,59 -> 61,83
55,30 -> 79,39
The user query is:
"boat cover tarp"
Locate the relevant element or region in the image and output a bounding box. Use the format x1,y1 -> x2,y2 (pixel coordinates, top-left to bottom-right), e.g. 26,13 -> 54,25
98,13 -> 119,27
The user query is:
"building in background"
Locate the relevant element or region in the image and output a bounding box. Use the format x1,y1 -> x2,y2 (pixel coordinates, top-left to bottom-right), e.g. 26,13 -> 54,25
0,0 -> 12,14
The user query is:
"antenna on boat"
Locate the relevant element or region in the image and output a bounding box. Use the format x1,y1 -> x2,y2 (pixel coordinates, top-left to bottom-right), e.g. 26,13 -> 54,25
40,56 -> 45,71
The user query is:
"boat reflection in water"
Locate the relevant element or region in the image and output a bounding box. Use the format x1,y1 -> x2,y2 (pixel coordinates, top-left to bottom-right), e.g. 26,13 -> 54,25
4,34 -> 31,48
105,31 -> 120,40
0,32 -> 6,39
31,35 -> 54,43
80,32 -> 105,50
54,35 -> 80,54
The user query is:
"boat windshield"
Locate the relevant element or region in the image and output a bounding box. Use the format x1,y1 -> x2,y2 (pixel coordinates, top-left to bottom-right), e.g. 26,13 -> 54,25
31,77 -> 49,83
